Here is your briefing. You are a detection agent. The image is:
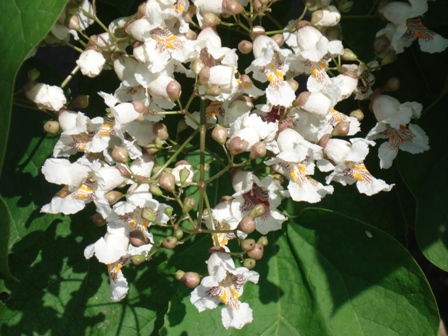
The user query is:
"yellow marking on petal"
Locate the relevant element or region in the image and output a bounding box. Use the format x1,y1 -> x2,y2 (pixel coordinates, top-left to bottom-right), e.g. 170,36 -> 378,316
220,290 -> 227,304
298,164 -> 306,173
318,61 -> 326,69
353,172 -> 363,181
290,171 -> 297,181
267,72 -> 274,84
312,67 -> 318,77
56,185 -> 70,198
351,164 -> 367,171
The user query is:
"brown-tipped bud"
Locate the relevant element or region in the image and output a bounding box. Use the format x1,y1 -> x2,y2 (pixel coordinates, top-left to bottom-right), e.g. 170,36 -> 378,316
162,236 -> 178,249
43,121 -> 60,134
212,125 -> 228,144
192,58 -> 205,75
225,0 -> 244,14
241,239 -> 256,252
228,136 -> 248,156
116,165 -> 131,178
208,246 -> 226,253
295,20 -> 311,30
287,78 -> 299,92
238,40 -> 253,54
131,255 -> 146,265
167,81 -> 181,100
205,85 -> 221,96
249,204 -> 265,218
105,191 -> 123,205
174,228 -> 184,240
112,146 -> 129,163
175,160 -> 190,167
159,171 -> 175,192
198,66 -> 210,84
28,68 -> 40,82
342,48 -> 357,61
250,26 -> 266,40
310,10 -> 323,25
249,141 -> 266,160
243,258 -> 256,269
247,243 -> 264,260
129,230 -> 150,247
153,122 -> 169,140
182,196 -> 196,213
325,25 -> 342,41
182,272 -> 201,288
381,50 -> 397,66
257,236 -> 268,246
174,270 -> 185,281
219,195 -> 233,203
185,28 -> 197,40
373,35 -> 391,54
90,213 -> 106,227
71,95 -> 90,109
132,100 -> 148,114
137,2 -> 147,19
293,91 -> 310,107
238,216 -> 256,234
142,207 -> 157,222
350,109 -> 364,121
338,0 -> 354,13
271,34 -> 284,47
318,134 -> 332,148
66,15 -> 80,30
383,77 -> 400,92
201,12 -> 221,28
253,0 -> 262,11
331,121 -> 350,137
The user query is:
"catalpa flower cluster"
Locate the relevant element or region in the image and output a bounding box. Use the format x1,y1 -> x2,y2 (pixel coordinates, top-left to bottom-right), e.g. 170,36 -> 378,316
25,0 -> 435,330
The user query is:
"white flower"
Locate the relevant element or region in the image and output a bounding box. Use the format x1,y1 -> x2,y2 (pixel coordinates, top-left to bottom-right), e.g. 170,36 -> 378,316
25,83 -> 66,111
77,49 -> 106,78
371,94 -> 422,129
190,252 -> 259,329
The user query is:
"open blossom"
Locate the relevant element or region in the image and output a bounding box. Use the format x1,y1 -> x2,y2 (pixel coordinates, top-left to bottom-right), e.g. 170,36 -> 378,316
25,83 -> 66,111
367,94 -> 429,169
190,252 -> 259,329
377,0 -> 448,53
321,138 -> 394,196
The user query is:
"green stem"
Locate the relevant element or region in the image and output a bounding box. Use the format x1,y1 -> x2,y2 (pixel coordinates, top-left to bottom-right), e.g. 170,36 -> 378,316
60,65 -> 80,89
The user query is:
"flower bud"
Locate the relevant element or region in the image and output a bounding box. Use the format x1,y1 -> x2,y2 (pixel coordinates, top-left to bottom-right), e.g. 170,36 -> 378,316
238,40 -> 253,54
182,272 -> 201,288
105,190 -> 123,205
159,171 -> 175,192
162,236 -> 178,249
350,109 -> 364,121
179,167 -> 192,185
174,228 -> 184,240
342,48 -> 357,61
205,85 -> 222,96
153,122 -> 169,140
250,26 -> 266,40
129,230 -> 150,247
116,165 -> 131,178
167,81 -> 181,100
185,28 -> 197,40
201,13 -> 221,28
247,243 -> 264,260
174,270 -> 185,281
383,77 -> 400,92
293,91 -> 310,107
137,1 -> 147,18
287,78 -> 299,92
27,68 -> 40,82
142,207 -> 157,222
249,204 -> 265,218
132,100 -> 148,114
212,125 -> 228,144
198,66 -> 210,84
112,146 -> 129,163
310,10 -> 323,26
381,50 -> 397,66
318,133 -> 332,148
373,35 -> 391,54
257,236 -> 268,246
272,173 -> 284,185
271,34 -> 284,47
243,258 -> 256,269
237,216 -> 256,234
224,0 -> 244,14
241,239 -> 256,251
90,213 -> 106,227
43,120 -> 60,134
182,196 -> 196,213
228,136 -> 248,156
192,59 -> 205,75
325,25 -> 342,41
164,207 -> 173,217
249,141 -> 266,159
66,15 -> 80,29
331,121 -> 350,137
131,255 -> 146,265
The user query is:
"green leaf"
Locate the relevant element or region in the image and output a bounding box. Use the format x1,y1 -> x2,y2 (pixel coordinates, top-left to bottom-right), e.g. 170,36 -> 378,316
0,212 -> 173,335
0,196 -> 17,281
161,208 -> 438,335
